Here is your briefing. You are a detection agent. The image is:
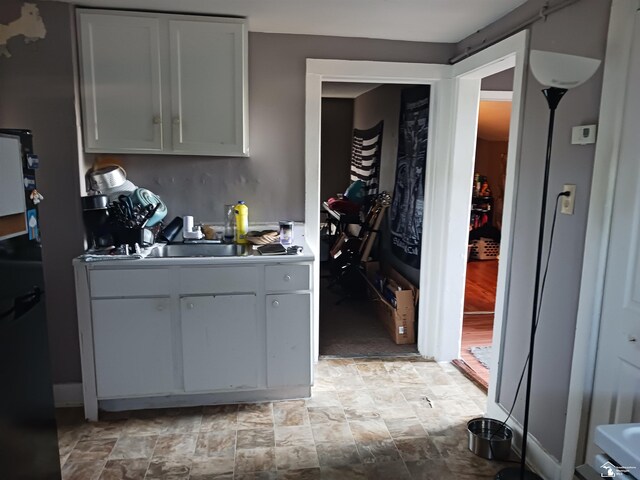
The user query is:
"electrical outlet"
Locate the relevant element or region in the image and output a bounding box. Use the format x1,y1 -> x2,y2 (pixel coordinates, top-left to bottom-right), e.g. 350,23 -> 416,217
561,184 -> 576,215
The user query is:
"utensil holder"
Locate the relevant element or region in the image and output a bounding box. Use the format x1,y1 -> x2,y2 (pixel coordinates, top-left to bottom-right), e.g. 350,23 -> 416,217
112,226 -> 154,248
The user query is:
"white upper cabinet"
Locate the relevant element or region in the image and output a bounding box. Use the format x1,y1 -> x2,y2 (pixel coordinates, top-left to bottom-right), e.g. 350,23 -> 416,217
78,13 -> 163,153
169,20 -> 246,156
77,10 -> 248,157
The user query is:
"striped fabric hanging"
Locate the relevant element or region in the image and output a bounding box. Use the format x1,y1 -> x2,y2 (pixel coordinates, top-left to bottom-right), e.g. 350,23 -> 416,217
350,121 -> 383,199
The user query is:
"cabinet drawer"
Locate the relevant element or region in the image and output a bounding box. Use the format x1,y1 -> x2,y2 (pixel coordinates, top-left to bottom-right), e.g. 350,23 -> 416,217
179,266 -> 257,294
265,264 -> 310,292
90,268 -> 171,297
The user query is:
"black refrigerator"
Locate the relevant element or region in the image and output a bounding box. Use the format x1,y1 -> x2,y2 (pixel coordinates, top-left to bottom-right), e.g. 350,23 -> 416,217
0,129 -> 61,479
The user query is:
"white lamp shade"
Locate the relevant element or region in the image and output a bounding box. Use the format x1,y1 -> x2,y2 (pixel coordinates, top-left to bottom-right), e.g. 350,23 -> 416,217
530,50 -> 601,89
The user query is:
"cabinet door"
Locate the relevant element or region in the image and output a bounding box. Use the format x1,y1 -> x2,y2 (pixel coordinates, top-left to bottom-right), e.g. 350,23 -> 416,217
169,20 -> 247,156
78,12 -> 163,152
181,294 -> 258,391
92,297 -> 174,398
266,293 -> 311,388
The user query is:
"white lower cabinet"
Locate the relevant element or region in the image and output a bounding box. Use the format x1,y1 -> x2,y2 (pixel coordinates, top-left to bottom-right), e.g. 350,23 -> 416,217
180,294 -> 259,392
266,293 -> 311,388
75,261 -> 312,420
92,297 -> 174,398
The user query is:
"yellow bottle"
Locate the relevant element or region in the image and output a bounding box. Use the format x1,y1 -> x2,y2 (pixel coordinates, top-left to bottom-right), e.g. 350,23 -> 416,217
234,201 -> 249,244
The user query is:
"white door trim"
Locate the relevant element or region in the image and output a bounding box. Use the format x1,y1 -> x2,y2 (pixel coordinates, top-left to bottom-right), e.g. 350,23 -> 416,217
562,1 -> 640,477
445,31 -> 528,393
447,31 -> 564,480
305,59 -> 453,361
304,31 -> 528,373
480,90 -> 513,102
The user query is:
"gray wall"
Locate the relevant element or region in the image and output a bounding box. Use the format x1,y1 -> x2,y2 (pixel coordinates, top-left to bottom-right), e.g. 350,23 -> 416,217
481,68 -> 514,91
90,34 -> 456,225
4,9 -> 454,384
352,84 -> 421,286
0,1 -> 85,384
320,98 -> 353,202
456,0 -> 611,461
353,84 -> 404,193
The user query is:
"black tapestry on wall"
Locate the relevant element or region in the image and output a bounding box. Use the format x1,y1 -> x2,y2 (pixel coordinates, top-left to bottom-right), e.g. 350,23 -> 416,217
350,121 -> 383,200
389,86 -> 430,269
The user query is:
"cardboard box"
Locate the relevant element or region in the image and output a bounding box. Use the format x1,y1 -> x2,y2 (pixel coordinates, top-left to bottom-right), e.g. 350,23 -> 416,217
363,261 -> 417,344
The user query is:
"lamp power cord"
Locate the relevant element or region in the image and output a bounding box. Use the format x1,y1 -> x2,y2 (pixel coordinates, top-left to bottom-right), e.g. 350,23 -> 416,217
488,190 -> 571,461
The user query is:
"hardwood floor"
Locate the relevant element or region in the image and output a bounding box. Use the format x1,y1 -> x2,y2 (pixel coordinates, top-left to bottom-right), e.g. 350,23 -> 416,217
464,259 -> 499,313
456,260 -> 499,390
458,314 -> 494,388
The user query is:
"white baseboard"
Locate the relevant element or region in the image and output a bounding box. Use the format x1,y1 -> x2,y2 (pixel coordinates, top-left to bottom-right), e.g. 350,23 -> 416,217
53,383 -> 83,407
513,425 -> 562,480
487,403 -> 562,479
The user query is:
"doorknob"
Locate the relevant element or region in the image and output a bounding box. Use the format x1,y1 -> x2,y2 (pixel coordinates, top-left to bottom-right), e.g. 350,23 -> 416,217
272,300 -> 280,308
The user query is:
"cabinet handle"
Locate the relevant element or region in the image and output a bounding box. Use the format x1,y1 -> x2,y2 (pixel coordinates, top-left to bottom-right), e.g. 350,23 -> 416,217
272,300 -> 280,308
188,303 -> 194,310
173,116 -> 181,125
629,334 -> 637,343
157,304 -> 164,311
152,115 -> 162,125
283,274 -> 291,282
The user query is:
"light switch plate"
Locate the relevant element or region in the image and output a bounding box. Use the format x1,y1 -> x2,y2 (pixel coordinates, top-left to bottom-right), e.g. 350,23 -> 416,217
561,184 -> 576,215
571,124 -> 597,145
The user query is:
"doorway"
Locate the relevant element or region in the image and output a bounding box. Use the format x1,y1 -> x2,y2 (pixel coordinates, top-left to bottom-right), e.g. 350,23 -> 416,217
455,78 -> 514,389
318,83 -> 423,357
305,34 -> 528,426
305,60 -> 452,364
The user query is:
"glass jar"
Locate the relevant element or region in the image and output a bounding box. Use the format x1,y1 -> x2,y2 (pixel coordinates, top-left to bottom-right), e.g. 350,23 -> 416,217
223,204 -> 235,243
279,221 -> 294,245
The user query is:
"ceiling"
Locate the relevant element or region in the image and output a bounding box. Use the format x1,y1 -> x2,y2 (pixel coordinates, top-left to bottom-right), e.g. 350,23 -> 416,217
59,0 -> 528,43
477,100 -> 512,141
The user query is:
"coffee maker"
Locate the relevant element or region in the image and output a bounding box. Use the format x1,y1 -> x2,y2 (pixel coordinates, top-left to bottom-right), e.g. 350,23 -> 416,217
81,194 -> 113,250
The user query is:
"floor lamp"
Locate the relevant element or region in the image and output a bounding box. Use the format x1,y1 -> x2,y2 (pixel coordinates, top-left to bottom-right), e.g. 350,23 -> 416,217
495,50 -> 600,480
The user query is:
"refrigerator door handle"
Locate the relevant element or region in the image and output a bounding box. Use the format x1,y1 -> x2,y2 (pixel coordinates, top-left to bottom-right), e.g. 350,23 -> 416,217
0,287 -> 43,321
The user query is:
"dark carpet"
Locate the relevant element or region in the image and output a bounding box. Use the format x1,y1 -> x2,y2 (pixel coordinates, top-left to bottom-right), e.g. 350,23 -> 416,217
319,267 -> 419,357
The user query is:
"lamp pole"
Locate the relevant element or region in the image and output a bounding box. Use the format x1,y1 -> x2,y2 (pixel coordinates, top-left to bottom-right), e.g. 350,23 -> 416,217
495,86 -> 567,480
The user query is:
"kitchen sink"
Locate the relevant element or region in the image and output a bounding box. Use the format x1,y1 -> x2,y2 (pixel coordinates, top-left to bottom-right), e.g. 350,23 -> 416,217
147,243 -> 250,258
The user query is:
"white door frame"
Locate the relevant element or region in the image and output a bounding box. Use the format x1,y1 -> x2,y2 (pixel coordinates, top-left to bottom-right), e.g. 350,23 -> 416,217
433,31 -> 528,369
305,31 -> 527,366
305,59 -> 452,362
450,31 -> 574,479
561,1 -> 640,477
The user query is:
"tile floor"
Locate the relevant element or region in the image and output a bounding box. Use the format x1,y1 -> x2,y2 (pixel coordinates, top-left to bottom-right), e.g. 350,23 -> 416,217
57,358 -> 514,479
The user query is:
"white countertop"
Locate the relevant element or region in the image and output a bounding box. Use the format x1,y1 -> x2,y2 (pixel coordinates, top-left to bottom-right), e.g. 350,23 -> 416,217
73,240 -> 314,268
